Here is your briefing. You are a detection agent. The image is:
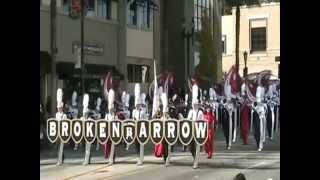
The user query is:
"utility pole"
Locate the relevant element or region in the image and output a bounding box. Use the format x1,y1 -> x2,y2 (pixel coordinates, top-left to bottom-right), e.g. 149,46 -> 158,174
81,0 -> 85,95
50,0 -> 57,116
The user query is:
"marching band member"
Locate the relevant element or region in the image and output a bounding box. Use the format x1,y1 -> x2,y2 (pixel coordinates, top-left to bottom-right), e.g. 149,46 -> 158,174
204,90 -> 218,159
209,88 -> 219,128
94,97 -> 102,151
120,91 -> 132,151
266,82 -> 279,139
161,92 -> 171,166
252,83 -> 268,151
83,94 -> 94,165
222,82 -> 236,150
203,107 -> 215,159
240,83 -> 251,145
132,84 -> 147,166
70,91 -> 80,151
56,89 -> 67,166
104,88 -> 117,165
187,84 -> 204,169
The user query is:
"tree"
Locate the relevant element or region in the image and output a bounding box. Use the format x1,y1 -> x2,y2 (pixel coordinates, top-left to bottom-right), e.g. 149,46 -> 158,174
223,0 -> 261,70
194,10 -> 218,86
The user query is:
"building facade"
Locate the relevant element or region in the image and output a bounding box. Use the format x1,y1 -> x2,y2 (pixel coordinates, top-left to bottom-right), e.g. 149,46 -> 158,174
40,0 -> 160,113
40,0 -> 224,114
222,2 -> 280,77
159,0 -> 223,88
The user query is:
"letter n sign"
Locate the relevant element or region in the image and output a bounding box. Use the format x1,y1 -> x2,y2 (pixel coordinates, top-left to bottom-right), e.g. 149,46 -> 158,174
110,120 -> 122,144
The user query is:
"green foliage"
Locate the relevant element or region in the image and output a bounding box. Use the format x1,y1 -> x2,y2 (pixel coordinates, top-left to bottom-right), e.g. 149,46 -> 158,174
195,10 -> 217,84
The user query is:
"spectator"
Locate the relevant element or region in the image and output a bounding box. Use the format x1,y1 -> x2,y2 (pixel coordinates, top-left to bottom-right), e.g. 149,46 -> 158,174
234,173 -> 246,180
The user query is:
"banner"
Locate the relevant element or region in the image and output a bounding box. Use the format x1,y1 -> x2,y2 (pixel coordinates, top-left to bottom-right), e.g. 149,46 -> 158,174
46,118 -> 208,146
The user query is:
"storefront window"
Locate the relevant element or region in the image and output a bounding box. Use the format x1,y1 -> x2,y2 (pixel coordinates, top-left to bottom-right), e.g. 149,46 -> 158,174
127,64 -> 150,83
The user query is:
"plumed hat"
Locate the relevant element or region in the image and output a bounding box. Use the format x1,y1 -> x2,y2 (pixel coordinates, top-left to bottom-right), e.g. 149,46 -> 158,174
57,88 -> 63,108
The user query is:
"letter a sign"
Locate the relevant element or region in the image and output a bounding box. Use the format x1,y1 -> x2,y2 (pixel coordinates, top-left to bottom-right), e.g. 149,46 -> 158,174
136,120 -> 150,145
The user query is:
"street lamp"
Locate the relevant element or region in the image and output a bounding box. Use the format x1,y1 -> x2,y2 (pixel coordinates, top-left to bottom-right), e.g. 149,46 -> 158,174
243,51 -> 248,78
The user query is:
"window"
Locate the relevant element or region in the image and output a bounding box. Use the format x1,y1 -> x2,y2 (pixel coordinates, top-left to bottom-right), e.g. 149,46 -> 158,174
222,35 -> 226,54
127,0 -> 154,29
251,27 -> 266,52
194,0 -> 210,32
86,0 -> 96,17
128,1 -> 138,25
97,0 -> 111,19
63,0 -> 69,12
250,19 -> 267,52
127,64 -> 150,83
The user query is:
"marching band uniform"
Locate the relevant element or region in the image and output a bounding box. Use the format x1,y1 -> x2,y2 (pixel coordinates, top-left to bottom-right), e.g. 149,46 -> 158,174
153,90 -> 171,162
240,83 -> 251,145
252,85 -> 268,151
94,97 -> 102,151
187,84 -> 204,168
204,108 -> 216,159
70,91 -> 80,151
222,83 -> 236,150
103,88 -> 116,165
204,88 -> 219,159
265,84 -> 278,140
83,94 -> 93,165
132,84 -> 147,166
56,89 -> 67,166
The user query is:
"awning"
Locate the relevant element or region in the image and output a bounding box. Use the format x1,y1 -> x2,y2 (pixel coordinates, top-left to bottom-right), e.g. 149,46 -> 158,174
56,62 -> 124,80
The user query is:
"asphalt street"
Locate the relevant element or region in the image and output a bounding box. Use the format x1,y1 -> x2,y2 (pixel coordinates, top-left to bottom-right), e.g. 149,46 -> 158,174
40,128 -> 280,180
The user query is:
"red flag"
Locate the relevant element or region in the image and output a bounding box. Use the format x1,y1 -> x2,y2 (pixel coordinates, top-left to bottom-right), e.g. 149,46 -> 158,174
226,65 -> 242,94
